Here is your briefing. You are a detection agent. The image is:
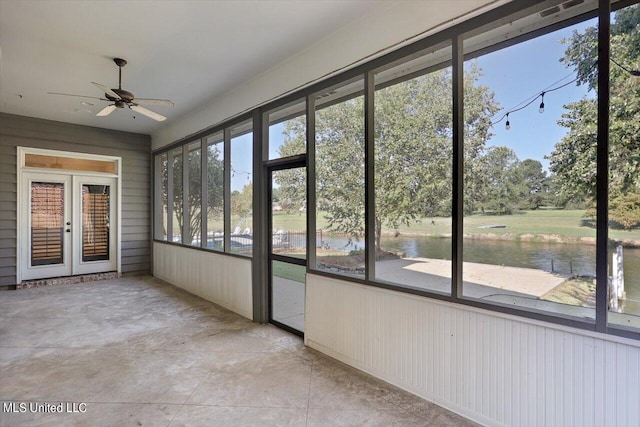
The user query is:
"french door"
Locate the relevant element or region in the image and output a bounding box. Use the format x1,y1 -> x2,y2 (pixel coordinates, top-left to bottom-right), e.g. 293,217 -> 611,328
21,172 -> 117,280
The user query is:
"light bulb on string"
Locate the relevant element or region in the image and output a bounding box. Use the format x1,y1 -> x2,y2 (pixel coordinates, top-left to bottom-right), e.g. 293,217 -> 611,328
505,113 -> 510,130
539,92 -> 545,114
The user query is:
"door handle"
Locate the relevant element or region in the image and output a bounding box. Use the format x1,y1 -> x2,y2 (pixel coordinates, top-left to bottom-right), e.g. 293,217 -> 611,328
66,229 -> 71,233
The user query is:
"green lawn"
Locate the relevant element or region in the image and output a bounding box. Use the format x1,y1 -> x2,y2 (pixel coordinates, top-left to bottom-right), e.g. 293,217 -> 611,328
402,210 -> 600,239
272,261 -> 306,283
175,209 -> 639,244
270,209 -> 640,243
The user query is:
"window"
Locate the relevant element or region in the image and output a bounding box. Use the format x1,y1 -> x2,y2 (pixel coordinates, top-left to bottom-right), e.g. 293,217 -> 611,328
312,78 -> 365,278
151,0 -> 638,338
169,147 -> 183,243
187,141 -> 202,246
155,152 -> 168,240
230,121 -> 253,256
266,101 -> 306,260
461,2 -> 598,318
373,42 -> 453,293
607,2 -> 639,329
154,119 -> 254,258
206,133 -> 224,251
267,99 -> 306,160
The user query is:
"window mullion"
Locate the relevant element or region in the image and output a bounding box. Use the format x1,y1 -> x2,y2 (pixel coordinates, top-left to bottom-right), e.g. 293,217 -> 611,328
201,138 -> 207,248
224,128 -> 232,252
365,71 -> 375,282
595,0 -> 611,333
452,35 -> 464,301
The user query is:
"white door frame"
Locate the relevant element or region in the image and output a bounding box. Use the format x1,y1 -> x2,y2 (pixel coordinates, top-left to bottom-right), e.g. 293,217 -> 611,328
16,147 -> 122,282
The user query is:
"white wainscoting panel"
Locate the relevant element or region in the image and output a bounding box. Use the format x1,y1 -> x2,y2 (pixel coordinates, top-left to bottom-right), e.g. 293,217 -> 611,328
153,243 -> 253,320
305,274 -> 640,427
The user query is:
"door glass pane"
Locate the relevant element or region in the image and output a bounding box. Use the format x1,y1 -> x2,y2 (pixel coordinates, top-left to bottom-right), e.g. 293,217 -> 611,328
31,182 -> 64,266
272,168 -> 306,259
82,185 -> 110,262
272,260 -> 306,332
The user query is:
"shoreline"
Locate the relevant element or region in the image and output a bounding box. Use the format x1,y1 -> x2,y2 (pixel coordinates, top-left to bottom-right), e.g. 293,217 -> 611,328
377,230 -> 640,248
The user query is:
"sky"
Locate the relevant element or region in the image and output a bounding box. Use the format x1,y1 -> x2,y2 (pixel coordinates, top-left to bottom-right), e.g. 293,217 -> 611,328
240,15 -> 601,191
230,132 -> 253,192
475,18 -> 597,171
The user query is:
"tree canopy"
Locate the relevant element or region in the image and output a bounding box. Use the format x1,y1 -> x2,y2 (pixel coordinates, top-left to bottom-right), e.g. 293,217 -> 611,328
277,66 -> 512,249
549,4 -> 640,229
165,144 -> 224,243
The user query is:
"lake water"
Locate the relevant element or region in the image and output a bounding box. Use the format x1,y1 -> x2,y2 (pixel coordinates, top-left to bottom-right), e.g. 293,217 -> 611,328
320,234 -> 640,303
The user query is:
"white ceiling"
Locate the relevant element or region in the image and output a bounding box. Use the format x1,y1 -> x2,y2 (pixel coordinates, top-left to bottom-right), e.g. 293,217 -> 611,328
0,0 -> 379,135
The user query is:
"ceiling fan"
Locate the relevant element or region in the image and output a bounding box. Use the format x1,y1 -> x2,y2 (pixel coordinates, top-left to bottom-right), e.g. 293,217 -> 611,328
49,58 -> 174,121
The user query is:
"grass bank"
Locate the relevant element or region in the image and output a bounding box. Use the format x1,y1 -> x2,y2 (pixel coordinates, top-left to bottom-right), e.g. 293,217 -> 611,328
270,209 -> 640,245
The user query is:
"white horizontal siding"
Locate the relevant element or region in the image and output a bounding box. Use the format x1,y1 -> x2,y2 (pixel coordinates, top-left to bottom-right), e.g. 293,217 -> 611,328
153,243 -> 252,320
305,274 -> 640,427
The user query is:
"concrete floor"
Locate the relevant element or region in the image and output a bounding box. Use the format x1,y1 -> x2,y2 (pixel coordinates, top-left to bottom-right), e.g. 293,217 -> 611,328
273,276 -> 305,332
0,275 -> 478,427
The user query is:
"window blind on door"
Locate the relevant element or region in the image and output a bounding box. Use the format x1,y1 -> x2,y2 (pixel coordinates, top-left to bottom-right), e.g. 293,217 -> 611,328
30,182 -> 64,266
82,185 -> 110,262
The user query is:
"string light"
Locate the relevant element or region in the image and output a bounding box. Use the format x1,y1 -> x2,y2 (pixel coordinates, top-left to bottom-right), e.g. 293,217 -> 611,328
491,77 -> 578,127
611,58 -> 640,77
491,58 -> 638,129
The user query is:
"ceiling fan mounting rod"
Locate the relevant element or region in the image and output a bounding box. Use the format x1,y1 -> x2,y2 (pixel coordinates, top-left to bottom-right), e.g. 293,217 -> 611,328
114,58 -> 127,90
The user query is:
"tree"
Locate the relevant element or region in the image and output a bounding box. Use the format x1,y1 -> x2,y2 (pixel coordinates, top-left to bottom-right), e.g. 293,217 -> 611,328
315,96 -> 366,242
165,144 -> 224,243
514,159 -> 548,210
277,65 -> 499,250
463,62 -> 502,215
476,146 -> 520,214
231,182 -> 253,218
549,4 -> 640,228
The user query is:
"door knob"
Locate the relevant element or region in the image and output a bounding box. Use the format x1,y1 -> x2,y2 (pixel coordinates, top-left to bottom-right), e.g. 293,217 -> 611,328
66,222 -> 71,226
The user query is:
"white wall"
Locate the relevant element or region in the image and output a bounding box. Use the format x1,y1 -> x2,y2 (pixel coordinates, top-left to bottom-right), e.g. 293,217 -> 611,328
305,274 -> 640,427
153,243 -> 253,320
152,0 -> 506,150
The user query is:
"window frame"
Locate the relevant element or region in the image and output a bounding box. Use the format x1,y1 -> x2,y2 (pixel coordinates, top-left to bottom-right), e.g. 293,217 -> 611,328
153,112 -> 254,260
152,0 -> 639,339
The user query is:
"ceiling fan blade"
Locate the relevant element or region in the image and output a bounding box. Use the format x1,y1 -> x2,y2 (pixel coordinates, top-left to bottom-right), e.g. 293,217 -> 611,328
96,105 -> 117,117
133,98 -> 174,107
130,105 -> 167,121
91,82 -> 120,99
48,92 -> 107,100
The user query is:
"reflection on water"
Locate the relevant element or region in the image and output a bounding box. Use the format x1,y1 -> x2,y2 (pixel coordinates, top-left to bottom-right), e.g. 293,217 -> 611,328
377,235 -> 639,303
318,232 -> 639,317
